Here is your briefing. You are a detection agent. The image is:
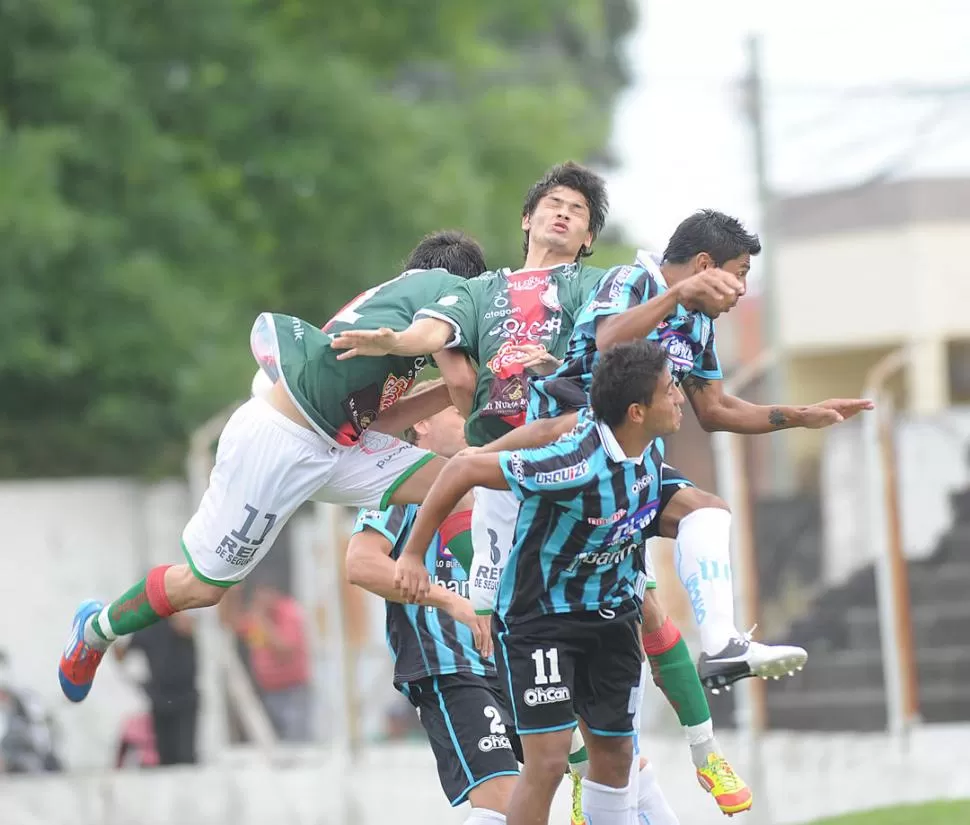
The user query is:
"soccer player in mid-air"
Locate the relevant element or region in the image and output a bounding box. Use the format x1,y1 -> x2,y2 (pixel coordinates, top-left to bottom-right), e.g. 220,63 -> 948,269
57,230 -> 489,703
394,340 -> 692,825
331,163 -> 754,818
515,208 -> 872,692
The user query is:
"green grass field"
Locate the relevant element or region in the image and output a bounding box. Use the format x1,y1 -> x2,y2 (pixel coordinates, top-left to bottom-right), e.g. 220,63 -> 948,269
805,800 -> 970,825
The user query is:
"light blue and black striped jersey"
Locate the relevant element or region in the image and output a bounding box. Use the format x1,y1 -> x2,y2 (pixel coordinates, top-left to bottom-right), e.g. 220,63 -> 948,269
352,505 -> 492,689
528,253 -> 722,422
496,410 -> 662,623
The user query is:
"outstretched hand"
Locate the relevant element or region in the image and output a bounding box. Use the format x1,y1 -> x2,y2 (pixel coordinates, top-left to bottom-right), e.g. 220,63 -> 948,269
801,398 -> 874,429
330,328 -> 399,360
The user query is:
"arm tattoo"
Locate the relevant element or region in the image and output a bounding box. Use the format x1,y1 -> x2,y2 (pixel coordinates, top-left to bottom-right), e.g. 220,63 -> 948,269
682,375 -> 711,396
768,408 -> 788,428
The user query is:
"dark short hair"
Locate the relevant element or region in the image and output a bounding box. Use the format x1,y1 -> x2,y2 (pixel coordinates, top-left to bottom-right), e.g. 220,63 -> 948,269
521,161 -> 609,260
404,230 -> 487,278
663,210 -> 762,267
591,340 -> 669,428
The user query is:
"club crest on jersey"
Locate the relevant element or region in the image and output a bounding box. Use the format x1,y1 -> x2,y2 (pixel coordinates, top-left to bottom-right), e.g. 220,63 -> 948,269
540,282 -> 561,311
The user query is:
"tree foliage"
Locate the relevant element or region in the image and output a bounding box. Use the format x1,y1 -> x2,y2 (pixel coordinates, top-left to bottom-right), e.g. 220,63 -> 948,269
0,0 -> 635,477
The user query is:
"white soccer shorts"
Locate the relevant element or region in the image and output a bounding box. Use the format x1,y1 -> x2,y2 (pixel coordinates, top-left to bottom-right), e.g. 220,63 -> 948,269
181,397 -> 434,585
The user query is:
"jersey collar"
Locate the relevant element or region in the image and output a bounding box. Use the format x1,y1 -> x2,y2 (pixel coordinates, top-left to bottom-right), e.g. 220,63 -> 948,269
595,419 -> 645,465
634,249 -> 667,288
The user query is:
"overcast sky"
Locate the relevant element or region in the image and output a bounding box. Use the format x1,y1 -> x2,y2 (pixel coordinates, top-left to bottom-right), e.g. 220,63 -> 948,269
607,0 -> 970,266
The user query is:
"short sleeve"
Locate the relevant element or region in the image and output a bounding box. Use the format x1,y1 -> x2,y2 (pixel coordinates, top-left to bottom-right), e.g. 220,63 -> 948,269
572,265 -> 659,342
415,279 -> 482,356
691,327 -> 722,380
352,506 -> 410,546
498,430 -> 595,501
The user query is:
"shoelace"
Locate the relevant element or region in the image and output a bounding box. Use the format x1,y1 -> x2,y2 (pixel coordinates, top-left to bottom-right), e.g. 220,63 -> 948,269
707,755 -> 744,792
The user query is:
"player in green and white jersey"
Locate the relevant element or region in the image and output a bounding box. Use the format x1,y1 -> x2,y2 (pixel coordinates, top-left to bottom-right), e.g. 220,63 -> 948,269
58,230 -> 489,706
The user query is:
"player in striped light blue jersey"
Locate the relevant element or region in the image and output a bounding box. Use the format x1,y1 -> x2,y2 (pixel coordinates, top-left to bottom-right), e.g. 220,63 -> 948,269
346,381 -> 519,825
393,341 -> 687,825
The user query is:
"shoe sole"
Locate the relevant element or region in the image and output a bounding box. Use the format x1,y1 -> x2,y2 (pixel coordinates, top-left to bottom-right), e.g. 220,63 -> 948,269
697,775 -> 754,817
58,599 -> 105,703
700,651 -> 807,694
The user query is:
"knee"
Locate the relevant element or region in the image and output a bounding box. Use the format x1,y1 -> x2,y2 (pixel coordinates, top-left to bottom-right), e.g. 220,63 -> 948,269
588,737 -> 634,788
468,774 -> 516,813
165,564 -> 227,610
524,746 -> 570,787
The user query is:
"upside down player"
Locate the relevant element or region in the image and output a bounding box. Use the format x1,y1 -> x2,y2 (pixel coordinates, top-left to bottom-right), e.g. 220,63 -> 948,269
395,341 -> 693,825
57,231 -> 489,703
331,163 -> 753,818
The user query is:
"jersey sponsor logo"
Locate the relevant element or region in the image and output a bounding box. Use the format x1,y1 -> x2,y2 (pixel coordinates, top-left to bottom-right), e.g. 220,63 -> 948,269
487,340 -> 530,376
361,510 -> 382,521
472,564 -> 501,592
586,509 -> 627,526
508,452 -> 526,482
534,459 -> 590,486
379,373 -> 412,412
631,474 -> 655,494
605,499 -> 660,545
566,540 -> 637,572
607,266 -> 635,299
507,274 -> 550,293
659,330 -> 695,372
483,307 -> 518,320
431,576 -> 469,599
437,295 -> 459,307
478,733 -> 512,752
487,317 -> 562,340
523,685 -> 571,706
586,299 -> 621,312
290,317 -> 305,341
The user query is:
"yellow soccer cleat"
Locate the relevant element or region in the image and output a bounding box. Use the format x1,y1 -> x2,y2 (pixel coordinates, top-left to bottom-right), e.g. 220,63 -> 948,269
569,769 -> 587,825
696,753 -> 753,817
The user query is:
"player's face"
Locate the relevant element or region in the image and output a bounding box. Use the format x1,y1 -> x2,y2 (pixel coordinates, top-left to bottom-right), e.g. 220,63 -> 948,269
416,406 -> 467,459
522,186 -> 593,260
643,368 -> 684,435
718,253 -> 751,307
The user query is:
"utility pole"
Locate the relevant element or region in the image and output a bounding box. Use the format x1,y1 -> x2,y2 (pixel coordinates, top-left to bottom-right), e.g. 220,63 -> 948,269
743,33 -> 793,495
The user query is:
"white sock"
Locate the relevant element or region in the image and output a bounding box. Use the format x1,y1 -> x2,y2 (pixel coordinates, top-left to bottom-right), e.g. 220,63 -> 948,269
83,609 -> 115,649
464,809 -> 506,824
674,508 -> 737,653
582,778 -> 634,825
685,720 -> 718,769
637,763 -> 680,825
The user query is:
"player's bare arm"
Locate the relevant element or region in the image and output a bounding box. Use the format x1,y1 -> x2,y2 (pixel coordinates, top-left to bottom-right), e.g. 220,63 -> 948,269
369,380 -> 453,436
477,411 -> 579,454
595,269 -> 743,353
330,317 -> 453,360
394,454 -> 509,603
681,375 -> 874,434
434,348 -> 477,418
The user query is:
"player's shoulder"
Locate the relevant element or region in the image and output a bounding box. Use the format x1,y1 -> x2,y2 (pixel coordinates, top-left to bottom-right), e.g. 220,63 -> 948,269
355,503 -> 416,532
